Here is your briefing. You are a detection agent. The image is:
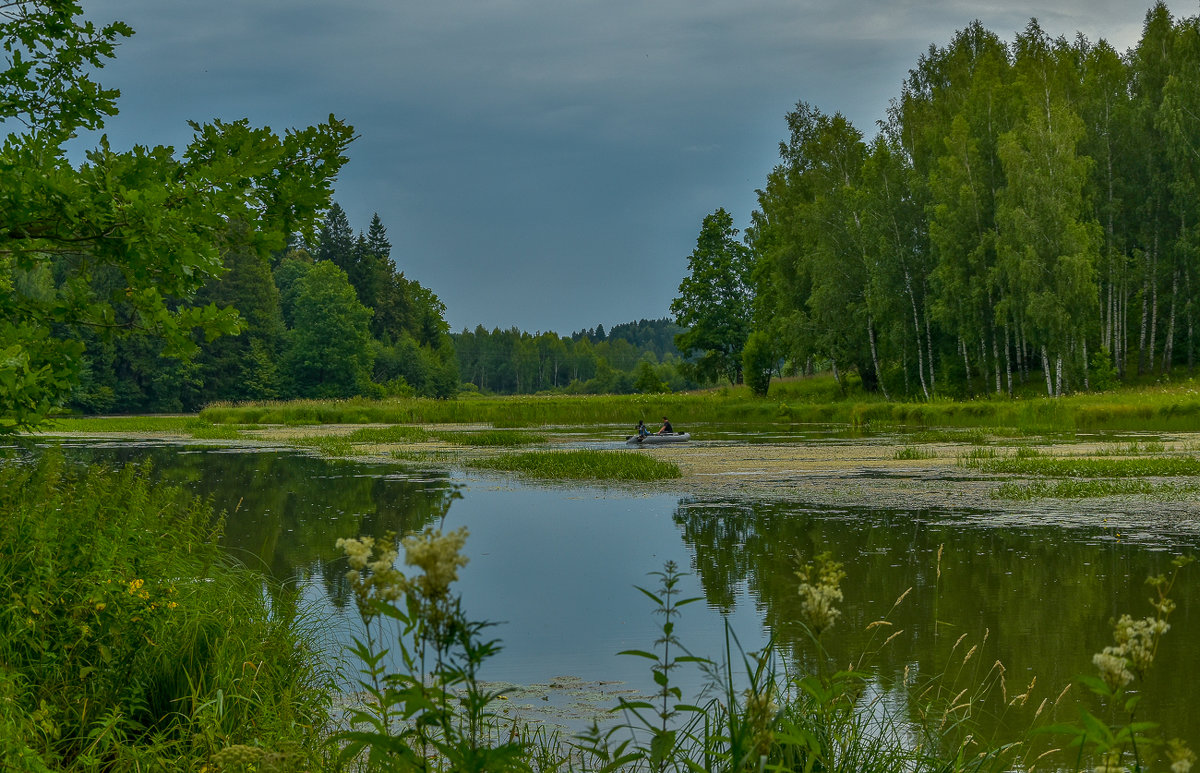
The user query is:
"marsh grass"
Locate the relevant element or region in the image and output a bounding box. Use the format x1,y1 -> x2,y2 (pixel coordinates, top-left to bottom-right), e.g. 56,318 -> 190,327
186,423 -> 244,440
0,452 -> 330,770
195,380 -> 1200,433
906,427 -> 991,445
43,416 -> 200,433
348,425 -> 432,443
894,446 -> 937,460
958,447 -> 998,464
1092,440 -> 1169,455
290,434 -> 355,456
466,450 -> 682,481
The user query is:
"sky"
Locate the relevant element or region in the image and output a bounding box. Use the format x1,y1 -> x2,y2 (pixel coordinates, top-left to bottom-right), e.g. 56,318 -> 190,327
81,0 -> 1168,335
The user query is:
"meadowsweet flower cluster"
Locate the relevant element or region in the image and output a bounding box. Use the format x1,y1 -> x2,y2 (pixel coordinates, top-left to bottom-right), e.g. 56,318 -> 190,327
402,526 -> 469,602
1168,739 -> 1196,773
336,534 -> 407,616
795,551 -> 846,636
1093,612 -> 1169,691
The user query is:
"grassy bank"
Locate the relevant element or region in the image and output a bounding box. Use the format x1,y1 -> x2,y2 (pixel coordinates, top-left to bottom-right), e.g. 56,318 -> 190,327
0,453 -> 330,771
188,377 -> 1200,433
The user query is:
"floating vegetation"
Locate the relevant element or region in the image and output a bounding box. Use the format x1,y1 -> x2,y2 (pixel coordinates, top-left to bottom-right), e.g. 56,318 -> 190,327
466,450 -> 681,481
390,450 -> 459,464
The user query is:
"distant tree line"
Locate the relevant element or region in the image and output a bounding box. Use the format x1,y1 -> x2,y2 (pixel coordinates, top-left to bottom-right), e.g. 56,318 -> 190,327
68,203 -> 458,413
453,318 -> 698,395
676,3 -> 1200,398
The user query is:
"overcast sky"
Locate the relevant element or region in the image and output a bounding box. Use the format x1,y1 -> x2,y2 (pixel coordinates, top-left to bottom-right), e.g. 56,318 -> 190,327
82,0 -> 1170,334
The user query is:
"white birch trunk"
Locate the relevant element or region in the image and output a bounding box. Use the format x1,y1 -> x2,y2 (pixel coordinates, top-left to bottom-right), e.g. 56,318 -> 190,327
1163,268 -> 1178,374
1004,325 -> 1013,396
868,316 -> 889,401
1042,346 -> 1053,396
905,272 -> 930,401
960,337 -> 971,394
1149,241 -> 1159,373
1082,337 -> 1089,391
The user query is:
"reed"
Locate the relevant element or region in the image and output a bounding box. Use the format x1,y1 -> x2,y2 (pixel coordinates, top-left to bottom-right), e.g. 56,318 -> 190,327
894,446 -> 937,460
194,379 -> 1200,433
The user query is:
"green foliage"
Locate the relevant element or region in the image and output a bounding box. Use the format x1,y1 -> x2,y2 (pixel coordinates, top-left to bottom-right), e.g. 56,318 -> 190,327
744,7 -> 1200,401
0,452 -> 330,769
633,360 -> 669,394
672,208 -> 755,385
466,450 -> 682,481
0,2 -> 351,432
283,261 -> 375,398
740,329 -> 776,398
455,321 -> 692,397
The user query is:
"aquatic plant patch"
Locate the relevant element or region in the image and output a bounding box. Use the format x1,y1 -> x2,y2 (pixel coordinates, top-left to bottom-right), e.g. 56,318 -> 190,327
969,455 -> 1200,477
465,449 -> 682,481
348,425 -> 432,443
290,434 -> 354,456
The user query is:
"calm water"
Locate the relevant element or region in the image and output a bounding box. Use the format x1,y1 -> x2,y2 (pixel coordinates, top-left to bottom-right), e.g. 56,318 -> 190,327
22,438 -> 1200,750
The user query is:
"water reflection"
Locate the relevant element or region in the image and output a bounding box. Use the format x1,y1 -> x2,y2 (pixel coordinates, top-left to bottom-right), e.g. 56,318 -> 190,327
674,496 -> 1200,751
15,440 -> 1200,751
43,441 -> 460,608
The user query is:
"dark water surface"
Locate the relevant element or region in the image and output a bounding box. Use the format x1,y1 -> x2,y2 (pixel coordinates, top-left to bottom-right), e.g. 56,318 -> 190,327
22,439 -> 1200,751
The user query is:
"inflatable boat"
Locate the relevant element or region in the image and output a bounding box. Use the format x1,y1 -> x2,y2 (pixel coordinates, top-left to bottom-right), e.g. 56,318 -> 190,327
625,432 -> 691,445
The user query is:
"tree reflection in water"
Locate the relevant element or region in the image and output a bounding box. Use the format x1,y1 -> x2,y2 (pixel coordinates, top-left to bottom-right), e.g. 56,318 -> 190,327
673,496 -> 1200,753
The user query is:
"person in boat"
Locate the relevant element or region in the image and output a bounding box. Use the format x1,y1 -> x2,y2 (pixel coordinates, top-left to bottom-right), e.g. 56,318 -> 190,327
657,416 -> 674,435
636,420 -> 649,438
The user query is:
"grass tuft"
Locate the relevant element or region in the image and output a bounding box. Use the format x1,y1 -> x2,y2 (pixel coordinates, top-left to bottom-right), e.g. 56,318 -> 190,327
894,446 -> 937,460
466,449 -> 681,481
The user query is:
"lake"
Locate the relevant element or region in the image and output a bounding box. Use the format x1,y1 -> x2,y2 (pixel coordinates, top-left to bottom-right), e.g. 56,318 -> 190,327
21,435 -> 1200,754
